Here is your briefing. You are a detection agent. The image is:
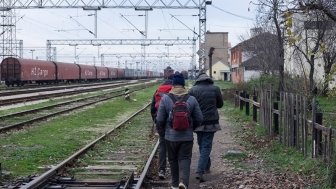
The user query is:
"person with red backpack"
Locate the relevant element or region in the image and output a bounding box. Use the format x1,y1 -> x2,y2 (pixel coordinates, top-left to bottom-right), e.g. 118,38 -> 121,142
156,73 -> 203,189
150,73 -> 173,179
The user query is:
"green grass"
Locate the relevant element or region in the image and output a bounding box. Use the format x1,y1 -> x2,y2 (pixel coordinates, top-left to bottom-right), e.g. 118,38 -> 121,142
0,84 -> 158,179
213,81 -> 234,89
318,96 -> 336,113
317,96 -> 336,128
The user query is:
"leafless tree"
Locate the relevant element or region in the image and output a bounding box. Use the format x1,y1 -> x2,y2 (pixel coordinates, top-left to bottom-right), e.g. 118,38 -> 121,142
321,25 -> 336,95
297,0 -> 336,22
252,0 -> 293,91
290,10 -> 328,96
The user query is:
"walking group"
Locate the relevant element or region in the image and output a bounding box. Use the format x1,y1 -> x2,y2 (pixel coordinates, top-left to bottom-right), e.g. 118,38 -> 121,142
150,70 -> 223,189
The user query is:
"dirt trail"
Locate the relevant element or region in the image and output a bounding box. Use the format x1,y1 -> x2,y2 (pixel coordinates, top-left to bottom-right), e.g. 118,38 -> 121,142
187,113 -> 312,189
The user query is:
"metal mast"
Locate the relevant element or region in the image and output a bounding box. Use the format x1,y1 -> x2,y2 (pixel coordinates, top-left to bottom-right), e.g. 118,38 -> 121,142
1,1 -> 17,60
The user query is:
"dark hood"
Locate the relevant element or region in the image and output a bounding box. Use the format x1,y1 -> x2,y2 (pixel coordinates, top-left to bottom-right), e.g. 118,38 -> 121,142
195,73 -> 214,85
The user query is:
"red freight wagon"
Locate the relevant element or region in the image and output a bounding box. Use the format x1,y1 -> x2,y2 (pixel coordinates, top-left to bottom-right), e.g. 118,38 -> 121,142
1,57 -> 56,86
77,64 -> 96,80
108,67 -> 118,79
95,66 -> 109,79
116,68 -> 125,79
55,62 -> 80,82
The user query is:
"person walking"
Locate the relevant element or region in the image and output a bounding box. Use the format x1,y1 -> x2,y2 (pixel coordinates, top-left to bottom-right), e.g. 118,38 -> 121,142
156,73 -> 203,189
150,72 -> 173,179
189,72 -> 224,183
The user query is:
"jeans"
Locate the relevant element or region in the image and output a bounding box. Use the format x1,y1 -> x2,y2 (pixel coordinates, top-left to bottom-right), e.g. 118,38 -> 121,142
166,140 -> 193,187
159,135 -> 167,171
196,132 -> 215,174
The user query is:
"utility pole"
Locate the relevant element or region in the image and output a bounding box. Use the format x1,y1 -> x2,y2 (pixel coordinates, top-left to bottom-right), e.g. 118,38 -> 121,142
208,47 -> 215,79
69,44 -> 78,63
30,49 -> 35,59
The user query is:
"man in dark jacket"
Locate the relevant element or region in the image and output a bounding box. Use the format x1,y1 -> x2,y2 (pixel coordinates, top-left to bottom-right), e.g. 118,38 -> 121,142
150,73 -> 173,179
156,73 -> 203,189
189,73 -> 223,182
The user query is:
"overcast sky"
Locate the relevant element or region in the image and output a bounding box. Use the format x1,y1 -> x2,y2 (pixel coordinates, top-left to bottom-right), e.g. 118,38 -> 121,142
14,0 -> 256,71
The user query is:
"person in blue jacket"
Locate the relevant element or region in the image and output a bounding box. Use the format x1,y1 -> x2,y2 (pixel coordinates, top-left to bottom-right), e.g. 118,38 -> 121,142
156,73 -> 203,189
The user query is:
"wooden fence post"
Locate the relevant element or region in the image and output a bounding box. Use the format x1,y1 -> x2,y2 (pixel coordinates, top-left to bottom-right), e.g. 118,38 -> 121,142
235,90 -> 239,107
316,112 -> 323,156
274,102 -> 279,134
245,93 -> 250,116
240,92 -> 244,111
253,94 -> 258,122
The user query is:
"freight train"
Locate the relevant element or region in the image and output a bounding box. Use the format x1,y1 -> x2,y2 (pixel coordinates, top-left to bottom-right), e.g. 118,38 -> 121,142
0,57 -> 163,87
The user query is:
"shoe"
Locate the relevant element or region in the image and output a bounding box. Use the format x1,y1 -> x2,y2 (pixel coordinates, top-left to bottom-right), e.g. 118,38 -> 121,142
171,187 -> 178,189
178,182 -> 187,189
158,170 -> 165,180
196,174 -> 205,183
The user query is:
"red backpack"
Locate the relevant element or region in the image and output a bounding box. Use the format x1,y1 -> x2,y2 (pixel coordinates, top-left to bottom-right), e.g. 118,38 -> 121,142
168,94 -> 191,131
154,84 -> 173,113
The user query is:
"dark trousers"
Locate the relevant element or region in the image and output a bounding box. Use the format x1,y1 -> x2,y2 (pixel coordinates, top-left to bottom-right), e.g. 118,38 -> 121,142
166,140 -> 193,187
196,132 -> 214,174
159,135 -> 167,171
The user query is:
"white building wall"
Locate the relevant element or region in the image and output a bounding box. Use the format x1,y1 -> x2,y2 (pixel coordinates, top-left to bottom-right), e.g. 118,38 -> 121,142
283,13 -> 336,90
244,70 -> 262,82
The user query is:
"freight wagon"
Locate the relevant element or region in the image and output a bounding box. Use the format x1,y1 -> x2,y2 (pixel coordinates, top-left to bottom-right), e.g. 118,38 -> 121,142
0,57 -> 162,87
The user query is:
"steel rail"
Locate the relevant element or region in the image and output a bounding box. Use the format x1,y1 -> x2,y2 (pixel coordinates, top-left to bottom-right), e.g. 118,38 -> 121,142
0,92 -> 115,119
0,81 -> 141,106
0,82 -> 153,133
20,103 -> 151,189
134,139 -> 160,189
0,80 -> 125,97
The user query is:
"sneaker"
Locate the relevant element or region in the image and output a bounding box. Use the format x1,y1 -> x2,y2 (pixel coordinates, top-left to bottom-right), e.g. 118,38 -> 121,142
196,174 -> 205,183
158,170 -> 165,180
178,182 -> 187,189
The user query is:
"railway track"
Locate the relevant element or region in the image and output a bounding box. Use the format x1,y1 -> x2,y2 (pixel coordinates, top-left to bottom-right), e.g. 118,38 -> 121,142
0,80 -> 147,97
0,80 -> 126,97
0,80 -> 152,107
2,104 -> 159,189
0,82 -> 155,133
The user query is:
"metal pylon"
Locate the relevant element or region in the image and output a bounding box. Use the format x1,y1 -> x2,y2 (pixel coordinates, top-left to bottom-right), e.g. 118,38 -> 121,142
1,1 -> 17,60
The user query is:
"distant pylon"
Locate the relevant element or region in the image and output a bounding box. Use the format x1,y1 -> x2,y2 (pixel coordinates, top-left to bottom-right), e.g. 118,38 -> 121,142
1,1 -> 18,59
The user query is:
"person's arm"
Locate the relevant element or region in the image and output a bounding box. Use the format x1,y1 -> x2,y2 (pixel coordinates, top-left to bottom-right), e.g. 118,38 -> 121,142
215,87 -> 224,108
150,94 -> 156,121
156,95 -> 168,135
191,97 -> 203,129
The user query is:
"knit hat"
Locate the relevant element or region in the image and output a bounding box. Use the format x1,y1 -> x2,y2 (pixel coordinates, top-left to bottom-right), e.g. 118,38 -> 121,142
172,73 -> 185,86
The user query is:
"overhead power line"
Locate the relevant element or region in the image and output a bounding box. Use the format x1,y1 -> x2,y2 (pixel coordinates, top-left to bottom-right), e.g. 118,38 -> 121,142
69,16 -> 95,36
211,4 -> 255,21
120,14 -> 145,37
170,14 -> 198,36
